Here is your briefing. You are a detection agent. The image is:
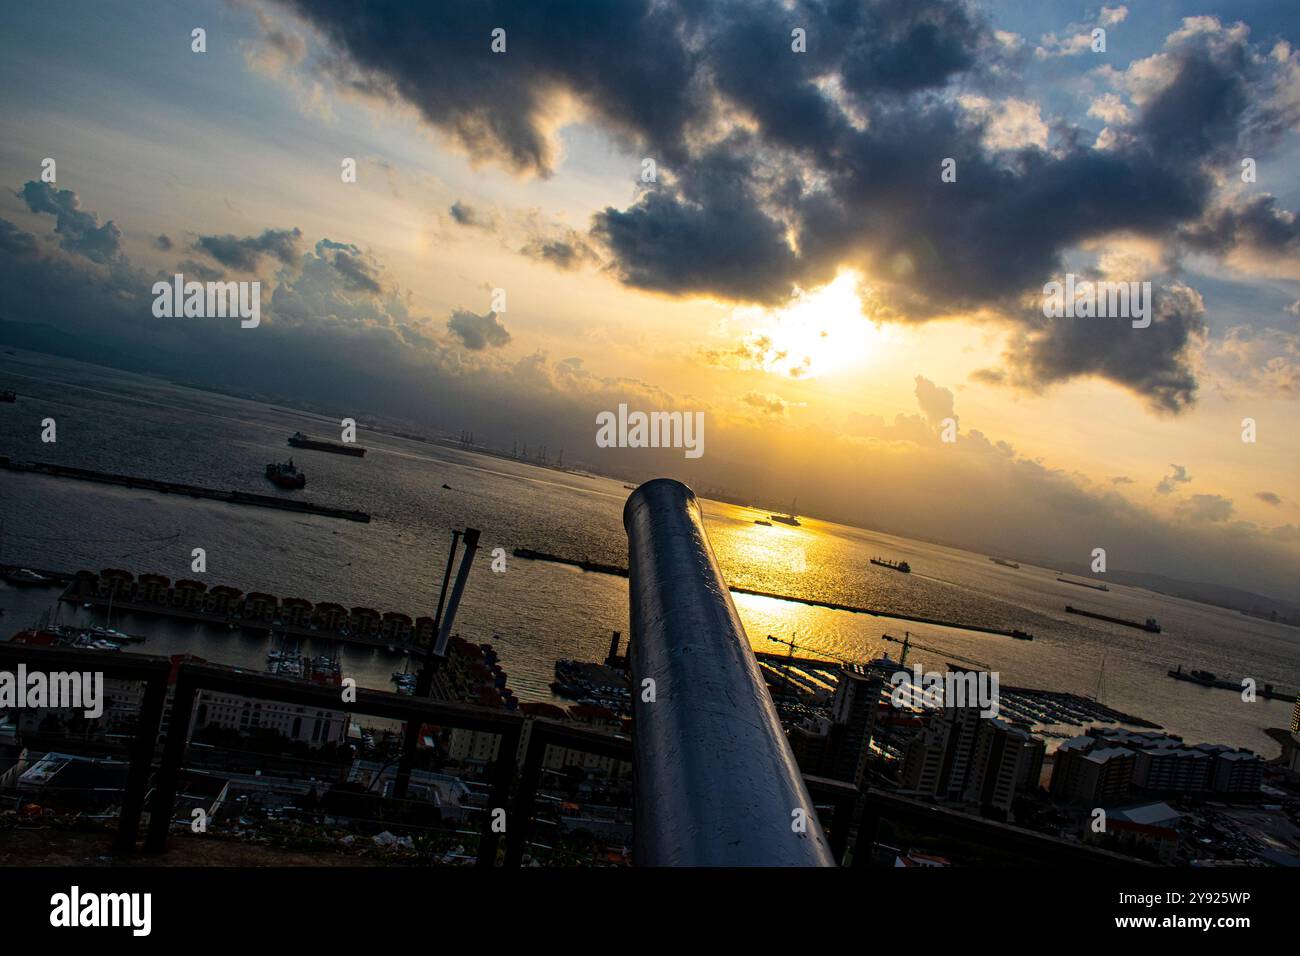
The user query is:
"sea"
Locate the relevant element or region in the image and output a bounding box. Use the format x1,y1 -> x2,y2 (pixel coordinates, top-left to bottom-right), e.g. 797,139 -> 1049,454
1,350 -> 1297,756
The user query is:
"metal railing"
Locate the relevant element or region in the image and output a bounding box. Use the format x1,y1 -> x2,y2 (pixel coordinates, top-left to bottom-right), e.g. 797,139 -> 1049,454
623,478 -> 835,866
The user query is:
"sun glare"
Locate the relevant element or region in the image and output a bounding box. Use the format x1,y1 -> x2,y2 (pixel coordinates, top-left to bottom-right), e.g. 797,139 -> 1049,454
733,270 -> 885,379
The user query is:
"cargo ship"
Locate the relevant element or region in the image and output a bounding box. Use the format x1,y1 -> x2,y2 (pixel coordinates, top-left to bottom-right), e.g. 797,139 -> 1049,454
871,557 -> 911,574
768,498 -> 801,526
287,431 -> 366,457
266,460 -> 306,489
1057,576 -> 1109,592
1167,664 -> 1296,701
1065,605 -> 1160,632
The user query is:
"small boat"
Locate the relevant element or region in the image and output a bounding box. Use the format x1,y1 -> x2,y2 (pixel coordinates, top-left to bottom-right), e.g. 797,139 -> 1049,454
265,459 -> 306,489
3,568 -> 52,586
754,519 -> 772,526
989,557 -> 1020,569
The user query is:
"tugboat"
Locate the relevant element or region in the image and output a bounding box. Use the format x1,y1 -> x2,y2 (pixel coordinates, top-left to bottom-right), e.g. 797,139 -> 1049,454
871,557 -> 911,574
265,459 -> 306,489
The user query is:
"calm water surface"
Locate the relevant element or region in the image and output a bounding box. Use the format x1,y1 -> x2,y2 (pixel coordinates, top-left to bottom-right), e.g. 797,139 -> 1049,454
1,352 -> 1296,754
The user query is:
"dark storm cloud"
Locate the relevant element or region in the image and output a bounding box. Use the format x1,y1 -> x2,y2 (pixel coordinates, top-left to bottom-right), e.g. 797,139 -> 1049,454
262,1 -> 1300,411
278,0 -> 705,175
192,227 -> 303,272
1256,491 -> 1282,506
19,181 -> 123,263
1179,194 -> 1300,257
1004,283 -> 1207,414
0,218 -> 38,257
447,309 -> 511,350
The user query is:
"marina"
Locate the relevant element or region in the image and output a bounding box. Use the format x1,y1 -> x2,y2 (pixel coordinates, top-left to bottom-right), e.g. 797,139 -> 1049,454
54,568 -> 436,656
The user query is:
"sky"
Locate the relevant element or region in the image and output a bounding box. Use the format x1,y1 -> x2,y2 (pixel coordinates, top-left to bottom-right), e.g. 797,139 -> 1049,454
0,0 -> 1298,599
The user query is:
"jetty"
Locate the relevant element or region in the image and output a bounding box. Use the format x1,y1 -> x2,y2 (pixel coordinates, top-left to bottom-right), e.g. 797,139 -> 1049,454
1,457 -> 370,523
511,547 -> 1035,640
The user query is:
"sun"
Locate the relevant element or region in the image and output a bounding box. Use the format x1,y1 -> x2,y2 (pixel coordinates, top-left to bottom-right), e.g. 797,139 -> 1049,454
731,270 -> 886,379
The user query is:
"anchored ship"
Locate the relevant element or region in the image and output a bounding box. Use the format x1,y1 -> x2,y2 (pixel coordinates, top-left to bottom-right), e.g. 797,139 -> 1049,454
1057,576 -> 1109,592
1065,605 -> 1160,632
871,557 -> 911,574
768,498 -> 801,526
288,431 -> 366,457
265,459 -> 306,489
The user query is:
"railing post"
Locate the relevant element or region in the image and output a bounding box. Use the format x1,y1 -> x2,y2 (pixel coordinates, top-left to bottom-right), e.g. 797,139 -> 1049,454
145,668 -> 197,853
476,721 -> 520,867
504,722 -> 548,867
114,672 -> 168,852
623,478 -> 835,866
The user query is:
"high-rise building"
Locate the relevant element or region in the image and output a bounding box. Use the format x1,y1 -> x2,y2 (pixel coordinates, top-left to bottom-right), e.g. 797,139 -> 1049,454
898,705 -> 1045,815
1291,692 -> 1300,736
826,670 -> 882,789
786,670 -> 881,787
966,718 -> 1045,811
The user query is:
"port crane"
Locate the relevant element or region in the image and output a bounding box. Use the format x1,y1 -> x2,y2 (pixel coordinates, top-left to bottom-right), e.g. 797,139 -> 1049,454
879,631 -> 988,669
765,634 -> 860,666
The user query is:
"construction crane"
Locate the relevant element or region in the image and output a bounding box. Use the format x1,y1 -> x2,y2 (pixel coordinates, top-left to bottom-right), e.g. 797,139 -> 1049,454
766,634 -> 860,665
879,631 -> 989,669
